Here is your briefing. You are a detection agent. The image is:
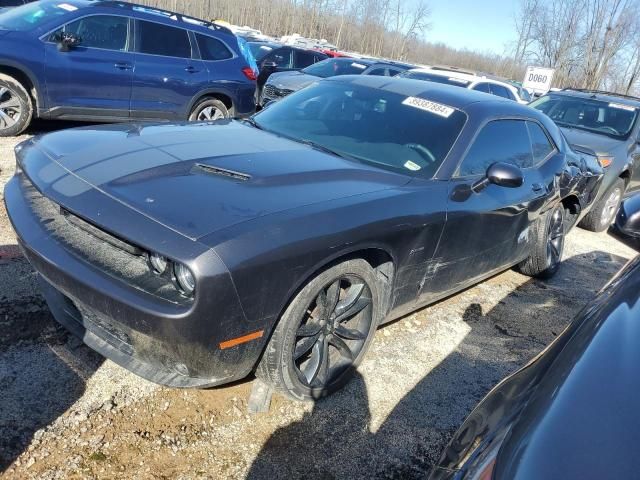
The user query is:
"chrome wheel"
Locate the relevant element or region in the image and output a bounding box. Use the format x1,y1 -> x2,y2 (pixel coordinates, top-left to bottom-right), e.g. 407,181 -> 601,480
197,106 -> 226,121
293,275 -> 373,390
546,207 -> 565,268
0,86 -> 21,131
600,187 -> 622,227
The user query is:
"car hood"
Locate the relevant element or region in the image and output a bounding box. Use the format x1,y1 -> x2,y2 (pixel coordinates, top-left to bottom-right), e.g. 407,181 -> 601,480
268,71 -> 320,91
560,127 -> 625,156
28,121 -> 409,240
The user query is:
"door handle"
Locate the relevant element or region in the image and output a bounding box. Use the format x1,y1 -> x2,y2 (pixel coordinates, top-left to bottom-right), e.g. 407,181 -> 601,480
532,183 -> 545,193
184,66 -> 200,74
114,62 -> 132,70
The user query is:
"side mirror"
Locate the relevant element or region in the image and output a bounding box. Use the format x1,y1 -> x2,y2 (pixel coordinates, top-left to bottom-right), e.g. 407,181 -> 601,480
613,194 -> 640,251
472,162 -> 524,192
262,61 -> 277,69
57,32 -> 82,52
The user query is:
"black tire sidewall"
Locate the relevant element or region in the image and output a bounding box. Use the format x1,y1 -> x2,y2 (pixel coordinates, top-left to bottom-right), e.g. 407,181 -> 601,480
0,74 -> 32,137
276,259 -> 381,401
188,98 -> 229,121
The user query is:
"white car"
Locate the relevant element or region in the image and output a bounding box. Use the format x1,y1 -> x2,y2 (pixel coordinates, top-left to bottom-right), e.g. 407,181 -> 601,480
401,66 -> 531,104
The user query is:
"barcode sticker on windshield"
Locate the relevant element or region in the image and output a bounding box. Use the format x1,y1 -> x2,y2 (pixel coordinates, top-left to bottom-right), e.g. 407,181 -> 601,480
609,102 -> 636,112
57,3 -> 78,11
402,97 -> 454,118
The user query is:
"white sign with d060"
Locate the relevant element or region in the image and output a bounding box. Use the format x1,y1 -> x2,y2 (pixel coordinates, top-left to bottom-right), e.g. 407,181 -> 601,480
523,66 -> 555,93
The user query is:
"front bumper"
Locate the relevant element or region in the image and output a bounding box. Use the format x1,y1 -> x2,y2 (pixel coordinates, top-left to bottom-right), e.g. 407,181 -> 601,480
259,84 -> 295,107
4,171 -> 267,388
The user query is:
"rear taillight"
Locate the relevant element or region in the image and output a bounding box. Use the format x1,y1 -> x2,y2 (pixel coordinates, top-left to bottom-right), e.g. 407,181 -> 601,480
242,67 -> 257,81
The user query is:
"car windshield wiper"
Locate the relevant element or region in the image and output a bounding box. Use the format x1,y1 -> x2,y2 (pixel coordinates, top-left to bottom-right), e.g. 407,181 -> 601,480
297,138 -> 351,160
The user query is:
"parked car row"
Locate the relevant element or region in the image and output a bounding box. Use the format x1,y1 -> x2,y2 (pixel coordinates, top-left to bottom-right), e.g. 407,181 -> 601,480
3,2 -> 640,479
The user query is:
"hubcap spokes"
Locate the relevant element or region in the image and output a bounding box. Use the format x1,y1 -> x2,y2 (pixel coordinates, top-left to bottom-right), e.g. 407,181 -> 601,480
601,188 -> 622,226
0,87 -> 21,130
294,275 -> 373,389
198,106 -> 225,121
547,208 -> 565,266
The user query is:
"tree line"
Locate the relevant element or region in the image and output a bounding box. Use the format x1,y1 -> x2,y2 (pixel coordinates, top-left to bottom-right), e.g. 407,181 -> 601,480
129,0 -> 640,94
514,0 -> 640,94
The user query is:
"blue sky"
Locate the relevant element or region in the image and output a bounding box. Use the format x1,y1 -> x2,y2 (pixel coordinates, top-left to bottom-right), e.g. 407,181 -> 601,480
425,0 -> 518,54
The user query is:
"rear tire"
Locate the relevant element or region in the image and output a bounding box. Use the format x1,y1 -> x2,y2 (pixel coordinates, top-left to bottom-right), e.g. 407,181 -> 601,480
257,259 -> 381,401
578,178 -> 624,232
0,74 -> 33,137
188,98 -> 230,122
518,204 -> 565,279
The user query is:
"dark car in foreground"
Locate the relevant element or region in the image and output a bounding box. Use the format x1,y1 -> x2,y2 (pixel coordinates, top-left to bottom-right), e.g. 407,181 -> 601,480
0,0 -> 257,136
531,89 -> 640,231
260,57 -> 412,106
430,245 -> 640,480
5,77 -> 603,400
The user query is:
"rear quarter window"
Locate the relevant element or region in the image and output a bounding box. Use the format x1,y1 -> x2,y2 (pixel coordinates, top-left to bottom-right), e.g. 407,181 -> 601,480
196,34 -> 233,61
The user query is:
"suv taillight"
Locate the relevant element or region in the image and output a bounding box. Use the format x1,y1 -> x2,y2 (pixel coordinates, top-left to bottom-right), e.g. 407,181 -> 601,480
242,67 -> 257,81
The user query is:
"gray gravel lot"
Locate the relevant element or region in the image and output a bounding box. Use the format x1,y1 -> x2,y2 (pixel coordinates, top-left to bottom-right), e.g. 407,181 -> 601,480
0,122 -> 637,479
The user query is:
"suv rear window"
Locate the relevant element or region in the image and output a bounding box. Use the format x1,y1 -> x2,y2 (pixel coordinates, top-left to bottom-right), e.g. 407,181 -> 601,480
530,95 -> 639,139
137,20 -> 191,58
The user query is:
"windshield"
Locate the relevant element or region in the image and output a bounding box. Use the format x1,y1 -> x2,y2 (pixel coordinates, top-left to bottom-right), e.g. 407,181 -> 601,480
530,95 -> 638,139
252,81 -> 467,177
302,58 -> 370,78
0,1 -> 80,30
399,71 -> 471,88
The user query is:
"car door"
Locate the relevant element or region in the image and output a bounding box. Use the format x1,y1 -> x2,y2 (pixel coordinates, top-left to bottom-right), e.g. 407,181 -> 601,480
257,47 -> 294,88
419,119 -> 541,303
130,19 -> 207,120
43,14 -> 133,118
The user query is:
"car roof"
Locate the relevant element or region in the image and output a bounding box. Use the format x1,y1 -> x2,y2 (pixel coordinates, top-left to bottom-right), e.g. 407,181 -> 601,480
88,1 -> 235,36
325,75 -> 522,110
549,89 -> 640,107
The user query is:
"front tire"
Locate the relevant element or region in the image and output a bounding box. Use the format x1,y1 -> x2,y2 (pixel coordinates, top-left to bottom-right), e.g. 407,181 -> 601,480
188,98 -> 230,122
579,178 -> 624,232
0,74 -> 33,137
518,204 -> 565,279
257,259 -> 381,401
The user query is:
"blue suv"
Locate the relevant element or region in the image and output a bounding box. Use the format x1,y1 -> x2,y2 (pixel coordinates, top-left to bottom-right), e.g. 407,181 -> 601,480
0,0 -> 257,136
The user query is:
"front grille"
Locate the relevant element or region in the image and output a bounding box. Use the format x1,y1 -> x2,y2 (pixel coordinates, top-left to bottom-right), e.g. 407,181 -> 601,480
264,84 -> 294,99
20,174 -> 189,305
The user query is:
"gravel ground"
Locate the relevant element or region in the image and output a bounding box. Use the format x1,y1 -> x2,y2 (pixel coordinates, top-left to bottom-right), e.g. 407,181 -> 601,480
0,122 -> 637,479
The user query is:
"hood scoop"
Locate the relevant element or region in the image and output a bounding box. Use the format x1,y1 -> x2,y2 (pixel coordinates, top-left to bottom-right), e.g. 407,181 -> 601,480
193,163 -> 251,182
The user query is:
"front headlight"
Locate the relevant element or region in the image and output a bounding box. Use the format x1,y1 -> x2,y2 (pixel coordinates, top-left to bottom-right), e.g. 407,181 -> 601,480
174,263 -> 196,296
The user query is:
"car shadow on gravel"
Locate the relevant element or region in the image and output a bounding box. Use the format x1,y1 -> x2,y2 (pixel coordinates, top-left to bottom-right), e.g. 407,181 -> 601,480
246,250 -> 629,480
0,245 -> 104,471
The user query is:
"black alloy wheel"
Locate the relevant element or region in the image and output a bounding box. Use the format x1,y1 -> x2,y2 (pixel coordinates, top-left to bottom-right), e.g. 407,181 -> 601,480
292,275 -> 373,389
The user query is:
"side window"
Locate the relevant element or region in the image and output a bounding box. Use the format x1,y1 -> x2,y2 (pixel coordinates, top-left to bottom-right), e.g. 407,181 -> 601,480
527,121 -> 556,165
51,15 -> 129,51
388,68 -> 404,77
458,120 -> 533,176
490,84 -> 516,100
473,83 -> 491,93
137,20 -> 191,58
367,68 -> 388,76
295,50 -> 318,68
196,34 -> 232,61
265,49 -> 292,68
